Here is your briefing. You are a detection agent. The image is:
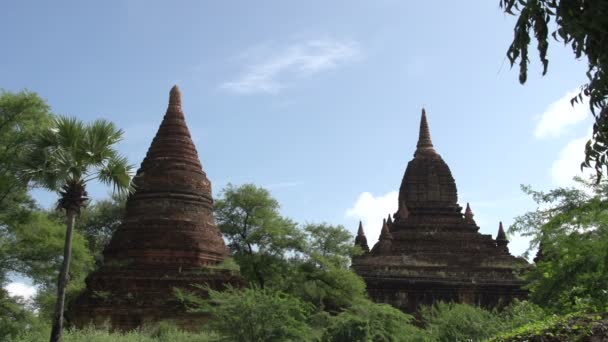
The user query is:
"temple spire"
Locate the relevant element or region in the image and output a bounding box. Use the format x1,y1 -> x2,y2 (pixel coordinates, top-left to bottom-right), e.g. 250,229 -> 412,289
387,214 -> 393,225
379,219 -> 393,240
464,202 -> 474,222
415,108 -> 436,156
496,221 -> 509,252
169,85 -> 182,108
354,221 -> 370,253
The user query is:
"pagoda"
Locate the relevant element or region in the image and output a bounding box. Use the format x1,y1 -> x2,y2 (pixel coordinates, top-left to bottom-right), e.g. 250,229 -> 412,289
352,110 -> 527,313
69,86 -> 244,330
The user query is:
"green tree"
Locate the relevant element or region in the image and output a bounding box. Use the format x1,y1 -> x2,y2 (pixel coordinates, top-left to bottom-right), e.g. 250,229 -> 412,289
0,90 -> 53,211
214,183 -> 304,289
285,224 -> 367,312
500,0 -> 608,177
23,116 -> 132,342
510,177 -> 608,312
322,299 -> 424,342
177,286 -> 314,342
422,302 -> 504,342
0,90 -> 54,286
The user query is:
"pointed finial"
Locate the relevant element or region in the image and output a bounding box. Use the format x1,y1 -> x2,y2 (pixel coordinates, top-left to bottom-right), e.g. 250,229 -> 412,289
357,221 -> 365,236
387,214 -> 393,225
354,221 -> 369,253
496,221 -> 509,251
464,202 -> 474,222
169,85 -> 182,107
379,219 -> 393,240
497,222 -> 507,241
415,108 -> 436,156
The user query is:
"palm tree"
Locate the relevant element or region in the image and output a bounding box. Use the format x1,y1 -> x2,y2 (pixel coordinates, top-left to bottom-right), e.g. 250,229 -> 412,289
24,116 -> 133,342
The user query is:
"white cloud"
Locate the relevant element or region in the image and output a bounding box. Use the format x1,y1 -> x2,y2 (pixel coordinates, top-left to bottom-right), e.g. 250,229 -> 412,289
345,191 -> 398,246
535,90 -> 589,139
5,282 -> 37,300
551,131 -> 592,186
221,39 -> 361,94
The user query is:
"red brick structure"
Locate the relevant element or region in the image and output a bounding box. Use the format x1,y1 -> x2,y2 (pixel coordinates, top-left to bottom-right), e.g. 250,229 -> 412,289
69,86 -> 243,330
352,109 -> 527,313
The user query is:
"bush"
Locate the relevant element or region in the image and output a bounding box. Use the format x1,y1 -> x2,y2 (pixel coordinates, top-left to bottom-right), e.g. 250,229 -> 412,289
15,324 -> 216,342
177,286 -> 314,342
421,302 -> 503,342
321,299 -> 428,342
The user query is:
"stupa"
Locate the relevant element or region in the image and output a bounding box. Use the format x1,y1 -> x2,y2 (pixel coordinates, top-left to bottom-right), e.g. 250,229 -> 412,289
352,109 -> 527,313
69,86 -> 244,330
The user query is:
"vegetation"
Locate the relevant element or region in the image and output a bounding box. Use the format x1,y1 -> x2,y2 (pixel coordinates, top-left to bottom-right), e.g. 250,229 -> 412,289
3,66 -> 608,341
23,116 -> 133,341
509,177 -> 608,313
500,0 -> 608,177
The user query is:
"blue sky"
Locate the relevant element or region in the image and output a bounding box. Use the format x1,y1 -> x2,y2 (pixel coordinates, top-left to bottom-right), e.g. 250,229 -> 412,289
1,0 -> 593,283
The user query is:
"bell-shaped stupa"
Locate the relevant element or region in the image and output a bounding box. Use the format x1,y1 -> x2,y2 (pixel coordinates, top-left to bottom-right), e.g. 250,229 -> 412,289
69,86 -> 243,330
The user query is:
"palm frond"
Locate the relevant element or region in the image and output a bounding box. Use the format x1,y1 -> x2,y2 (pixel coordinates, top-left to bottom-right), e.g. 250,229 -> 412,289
84,119 -> 124,165
95,155 -> 134,196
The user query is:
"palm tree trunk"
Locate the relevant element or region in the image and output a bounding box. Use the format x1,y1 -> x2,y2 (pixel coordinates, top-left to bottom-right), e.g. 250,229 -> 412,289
50,209 -> 77,342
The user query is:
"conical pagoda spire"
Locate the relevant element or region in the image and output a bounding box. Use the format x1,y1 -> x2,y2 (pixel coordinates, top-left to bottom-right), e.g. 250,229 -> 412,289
464,202 -> 474,222
354,221 -> 370,253
169,85 -> 182,107
105,85 -> 226,266
496,221 -> 509,252
138,85 -> 203,175
415,108 -> 437,156
496,222 -> 507,241
379,219 -> 393,240
387,214 -> 393,225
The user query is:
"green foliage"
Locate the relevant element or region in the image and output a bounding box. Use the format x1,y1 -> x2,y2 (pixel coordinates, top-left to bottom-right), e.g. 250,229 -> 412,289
215,183 -> 303,289
510,177 -> 608,312
283,223 -> 366,312
0,90 -> 54,286
14,324 -> 217,342
422,302 -> 504,342
489,312 -> 606,342
179,286 -> 314,342
0,289 -> 35,342
286,254 -> 367,313
0,90 -> 53,211
500,0 -> 608,177
24,116 -> 133,199
321,299 -> 426,342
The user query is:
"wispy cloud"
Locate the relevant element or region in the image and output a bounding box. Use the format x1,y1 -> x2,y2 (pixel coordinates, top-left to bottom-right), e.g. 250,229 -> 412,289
221,39 -> 361,95
535,90 -> 589,139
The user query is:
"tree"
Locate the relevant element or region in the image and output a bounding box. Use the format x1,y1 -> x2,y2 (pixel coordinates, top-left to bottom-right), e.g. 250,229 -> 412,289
214,183 -> 304,289
176,286 -> 314,342
0,90 -> 53,211
509,177 -> 608,312
321,299 -> 423,342
500,0 -> 608,177
23,116 -> 132,342
285,224 -> 367,312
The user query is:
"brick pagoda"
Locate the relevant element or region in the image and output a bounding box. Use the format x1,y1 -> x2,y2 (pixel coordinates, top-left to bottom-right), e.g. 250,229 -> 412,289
352,109 -> 527,313
69,86 -> 243,330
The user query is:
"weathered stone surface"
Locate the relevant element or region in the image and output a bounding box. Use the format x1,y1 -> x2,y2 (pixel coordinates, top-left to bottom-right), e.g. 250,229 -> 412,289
352,109 -> 528,313
69,86 -> 244,330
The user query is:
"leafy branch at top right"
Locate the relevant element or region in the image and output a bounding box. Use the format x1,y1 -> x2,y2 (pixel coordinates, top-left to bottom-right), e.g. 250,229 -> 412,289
501,0 -> 608,178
